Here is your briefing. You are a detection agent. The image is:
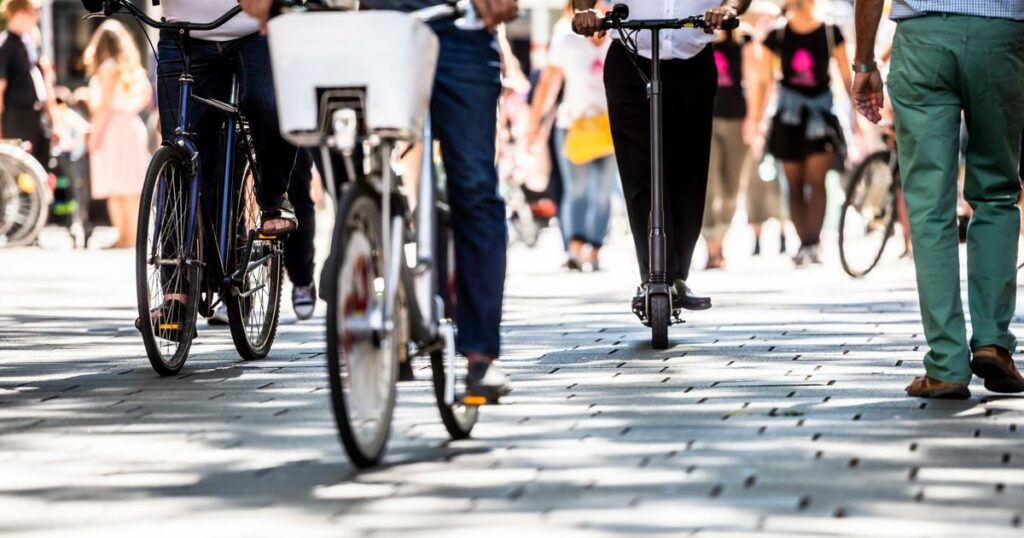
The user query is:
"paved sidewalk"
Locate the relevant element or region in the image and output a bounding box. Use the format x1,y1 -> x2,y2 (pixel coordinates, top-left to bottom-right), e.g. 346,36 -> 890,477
1,234 -> 1023,537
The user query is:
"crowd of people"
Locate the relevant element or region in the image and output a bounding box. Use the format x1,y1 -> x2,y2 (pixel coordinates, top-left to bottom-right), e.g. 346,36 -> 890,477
4,0 -> 1023,399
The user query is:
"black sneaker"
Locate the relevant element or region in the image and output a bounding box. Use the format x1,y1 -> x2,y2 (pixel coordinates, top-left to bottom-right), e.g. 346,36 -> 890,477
466,361 -> 511,404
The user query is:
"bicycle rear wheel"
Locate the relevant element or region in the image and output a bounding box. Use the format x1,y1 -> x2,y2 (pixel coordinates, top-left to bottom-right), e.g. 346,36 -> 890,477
226,159 -> 284,360
0,144 -> 49,247
136,148 -> 202,375
430,214 -> 478,439
839,151 -> 898,278
325,182 -> 400,467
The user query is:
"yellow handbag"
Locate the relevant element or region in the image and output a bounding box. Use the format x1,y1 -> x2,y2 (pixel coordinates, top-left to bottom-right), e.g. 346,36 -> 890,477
562,112 -> 614,165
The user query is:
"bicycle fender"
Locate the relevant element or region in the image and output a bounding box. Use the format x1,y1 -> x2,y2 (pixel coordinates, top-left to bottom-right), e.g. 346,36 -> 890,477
162,136 -> 201,178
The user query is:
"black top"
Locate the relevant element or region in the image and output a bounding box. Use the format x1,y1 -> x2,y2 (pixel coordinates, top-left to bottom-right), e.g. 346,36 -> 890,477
0,32 -> 41,110
764,23 -> 844,97
712,32 -> 750,119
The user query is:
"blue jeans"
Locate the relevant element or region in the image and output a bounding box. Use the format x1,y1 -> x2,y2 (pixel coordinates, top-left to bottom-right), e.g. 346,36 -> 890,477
430,25 -> 506,358
554,128 -> 616,248
156,32 -> 308,213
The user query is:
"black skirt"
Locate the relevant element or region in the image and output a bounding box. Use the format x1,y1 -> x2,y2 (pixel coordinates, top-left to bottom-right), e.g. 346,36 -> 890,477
767,106 -> 845,162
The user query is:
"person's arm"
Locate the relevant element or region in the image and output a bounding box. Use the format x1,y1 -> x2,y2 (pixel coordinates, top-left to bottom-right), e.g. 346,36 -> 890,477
852,0 -> 886,123
748,42 -> 775,144
571,0 -> 604,37
740,38 -> 761,146
527,65 -> 564,147
87,61 -> 118,152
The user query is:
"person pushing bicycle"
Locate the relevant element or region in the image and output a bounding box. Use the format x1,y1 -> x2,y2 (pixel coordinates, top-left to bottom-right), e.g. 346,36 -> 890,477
241,0 -> 517,401
573,0 -> 749,319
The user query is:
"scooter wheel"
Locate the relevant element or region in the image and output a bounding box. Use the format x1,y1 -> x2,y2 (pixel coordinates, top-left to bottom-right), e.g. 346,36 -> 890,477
650,294 -> 670,350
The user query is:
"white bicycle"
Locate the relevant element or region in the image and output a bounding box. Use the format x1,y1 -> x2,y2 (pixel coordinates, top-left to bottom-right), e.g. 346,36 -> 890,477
269,0 -> 485,467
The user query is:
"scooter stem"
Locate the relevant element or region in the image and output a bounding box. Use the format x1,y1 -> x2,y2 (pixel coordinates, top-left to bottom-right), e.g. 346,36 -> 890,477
648,29 -> 667,287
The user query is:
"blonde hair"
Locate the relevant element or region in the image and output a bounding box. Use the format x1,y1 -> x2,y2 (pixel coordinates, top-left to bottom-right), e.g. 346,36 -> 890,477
82,19 -> 144,90
3,0 -> 36,20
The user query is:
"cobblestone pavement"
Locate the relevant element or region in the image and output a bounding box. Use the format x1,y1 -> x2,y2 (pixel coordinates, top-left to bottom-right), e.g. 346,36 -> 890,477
2,229 -> 1023,537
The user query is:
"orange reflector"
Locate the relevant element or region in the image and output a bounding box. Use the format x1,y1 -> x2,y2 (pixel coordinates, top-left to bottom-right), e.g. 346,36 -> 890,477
158,323 -> 180,330
257,233 -> 275,240
463,395 -> 487,406
16,174 -> 35,194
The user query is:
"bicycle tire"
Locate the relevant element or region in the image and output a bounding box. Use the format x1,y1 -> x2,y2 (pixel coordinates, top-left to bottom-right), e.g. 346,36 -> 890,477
430,216 -> 478,439
839,151 -> 898,278
650,294 -> 670,350
225,158 -> 283,360
0,144 -> 49,247
325,181 -> 399,467
135,147 -> 202,375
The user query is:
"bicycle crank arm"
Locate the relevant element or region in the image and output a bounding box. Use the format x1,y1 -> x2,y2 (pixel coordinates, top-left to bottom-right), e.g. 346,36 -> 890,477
234,283 -> 267,299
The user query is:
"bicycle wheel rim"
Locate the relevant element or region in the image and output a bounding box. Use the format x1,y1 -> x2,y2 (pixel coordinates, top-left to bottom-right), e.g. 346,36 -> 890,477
136,150 -> 200,374
0,147 -> 48,247
839,153 -> 897,277
326,188 -> 398,466
227,161 -> 283,359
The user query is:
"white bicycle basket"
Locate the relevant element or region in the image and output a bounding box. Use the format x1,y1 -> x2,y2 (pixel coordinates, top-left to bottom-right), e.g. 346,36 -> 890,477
268,11 -> 440,146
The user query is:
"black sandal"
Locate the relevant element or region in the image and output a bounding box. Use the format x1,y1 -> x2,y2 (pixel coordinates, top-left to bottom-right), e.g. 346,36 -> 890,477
134,299 -> 196,341
259,200 -> 298,237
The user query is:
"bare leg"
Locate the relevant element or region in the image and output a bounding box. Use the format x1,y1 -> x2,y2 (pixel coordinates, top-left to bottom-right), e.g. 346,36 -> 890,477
783,161 -> 808,245
801,152 -> 834,245
107,198 -> 126,248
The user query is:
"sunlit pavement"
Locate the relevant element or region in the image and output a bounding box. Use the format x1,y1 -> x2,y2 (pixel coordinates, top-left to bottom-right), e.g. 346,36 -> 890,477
2,220 -> 1023,537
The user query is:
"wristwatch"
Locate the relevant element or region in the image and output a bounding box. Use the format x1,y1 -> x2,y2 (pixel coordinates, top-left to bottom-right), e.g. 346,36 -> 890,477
852,61 -> 878,73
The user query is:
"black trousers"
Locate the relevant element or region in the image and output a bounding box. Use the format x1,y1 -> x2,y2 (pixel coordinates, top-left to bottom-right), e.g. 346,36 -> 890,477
4,108 -> 50,169
604,41 -> 717,282
284,149 -> 315,287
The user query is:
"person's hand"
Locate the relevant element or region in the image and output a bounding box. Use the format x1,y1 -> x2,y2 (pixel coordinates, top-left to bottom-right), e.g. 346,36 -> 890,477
703,5 -> 737,33
572,9 -> 605,38
471,0 -> 518,32
239,0 -> 274,34
852,70 -> 885,124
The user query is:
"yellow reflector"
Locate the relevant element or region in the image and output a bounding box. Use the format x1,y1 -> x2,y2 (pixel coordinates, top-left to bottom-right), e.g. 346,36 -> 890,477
463,395 -> 487,406
158,323 -> 180,330
16,174 -> 35,194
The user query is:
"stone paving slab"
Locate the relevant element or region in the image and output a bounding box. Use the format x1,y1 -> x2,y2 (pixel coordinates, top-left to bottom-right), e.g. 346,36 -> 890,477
1,235 -> 1023,536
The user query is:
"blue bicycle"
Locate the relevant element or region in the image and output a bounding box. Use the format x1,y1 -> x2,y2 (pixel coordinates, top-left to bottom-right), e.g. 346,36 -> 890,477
87,0 -> 285,374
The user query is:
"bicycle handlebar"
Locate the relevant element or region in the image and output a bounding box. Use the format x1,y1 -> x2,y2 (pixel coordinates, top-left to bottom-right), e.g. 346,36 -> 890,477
82,0 -> 241,32
599,3 -> 740,31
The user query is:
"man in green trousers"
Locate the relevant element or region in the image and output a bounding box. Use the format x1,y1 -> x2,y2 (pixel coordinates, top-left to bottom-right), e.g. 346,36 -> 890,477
853,0 -> 1024,399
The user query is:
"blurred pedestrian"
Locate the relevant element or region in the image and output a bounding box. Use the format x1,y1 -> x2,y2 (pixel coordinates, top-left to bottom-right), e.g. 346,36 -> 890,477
0,0 -> 52,167
752,0 -> 854,266
530,2 -> 616,271
82,20 -> 151,249
854,0 -> 1024,399
702,26 -> 759,269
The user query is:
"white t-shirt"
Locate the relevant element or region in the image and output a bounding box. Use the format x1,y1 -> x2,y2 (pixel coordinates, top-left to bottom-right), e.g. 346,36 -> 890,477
611,0 -> 720,60
549,32 -> 611,129
161,0 -> 261,42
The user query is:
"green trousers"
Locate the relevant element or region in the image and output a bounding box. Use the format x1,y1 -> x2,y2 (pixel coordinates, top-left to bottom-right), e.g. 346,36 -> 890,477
889,14 -> 1024,384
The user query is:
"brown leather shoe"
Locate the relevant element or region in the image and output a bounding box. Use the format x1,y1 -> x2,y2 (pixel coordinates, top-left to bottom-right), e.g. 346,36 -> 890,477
906,376 -> 971,399
971,346 -> 1024,394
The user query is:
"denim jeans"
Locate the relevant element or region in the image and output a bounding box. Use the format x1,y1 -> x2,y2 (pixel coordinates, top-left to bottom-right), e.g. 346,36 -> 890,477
553,128 -> 616,248
156,32 -> 308,214
430,24 -> 506,358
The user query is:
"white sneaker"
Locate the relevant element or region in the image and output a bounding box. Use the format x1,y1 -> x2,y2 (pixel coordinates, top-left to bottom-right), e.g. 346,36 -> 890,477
806,244 -> 823,264
792,246 -> 808,267
207,303 -> 229,326
292,282 -> 316,321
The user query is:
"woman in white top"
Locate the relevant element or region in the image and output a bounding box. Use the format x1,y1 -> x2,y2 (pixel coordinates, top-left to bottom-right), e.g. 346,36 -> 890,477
530,3 -> 617,271
83,20 -> 152,248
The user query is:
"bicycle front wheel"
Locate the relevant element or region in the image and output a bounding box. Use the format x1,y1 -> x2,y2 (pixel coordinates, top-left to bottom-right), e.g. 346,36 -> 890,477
225,159 -> 283,360
839,151 -> 898,278
325,182 -> 400,467
136,148 -> 202,375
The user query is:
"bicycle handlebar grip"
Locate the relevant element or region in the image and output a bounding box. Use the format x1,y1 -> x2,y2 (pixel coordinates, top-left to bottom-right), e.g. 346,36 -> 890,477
720,17 -> 740,30
81,0 -> 104,12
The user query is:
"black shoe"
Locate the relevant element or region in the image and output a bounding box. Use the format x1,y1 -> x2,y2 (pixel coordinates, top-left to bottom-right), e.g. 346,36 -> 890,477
673,280 -> 711,311
466,361 -> 512,404
753,236 -> 761,256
